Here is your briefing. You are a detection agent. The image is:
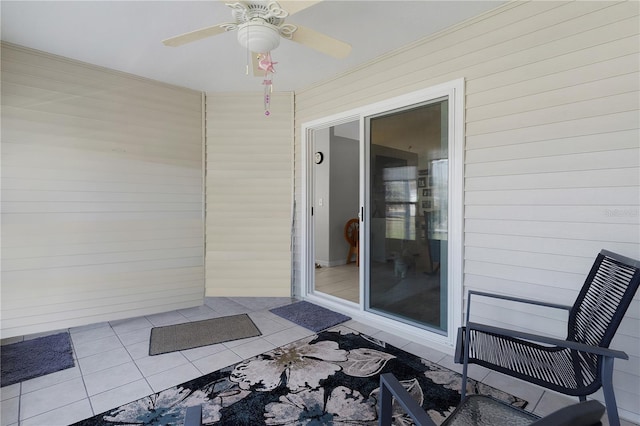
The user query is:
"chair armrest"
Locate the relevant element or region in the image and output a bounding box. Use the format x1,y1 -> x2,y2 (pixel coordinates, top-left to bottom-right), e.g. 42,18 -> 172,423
378,373 -> 436,426
465,291 -> 573,333
467,322 -> 628,360
468,290 -> 572,311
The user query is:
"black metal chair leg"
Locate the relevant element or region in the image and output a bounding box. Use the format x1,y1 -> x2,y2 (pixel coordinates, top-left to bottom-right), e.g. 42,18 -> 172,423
601,356 -> 620,426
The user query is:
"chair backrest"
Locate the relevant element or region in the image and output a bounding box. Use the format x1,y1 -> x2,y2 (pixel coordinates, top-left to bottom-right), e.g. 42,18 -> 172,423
568,250 -> 640,348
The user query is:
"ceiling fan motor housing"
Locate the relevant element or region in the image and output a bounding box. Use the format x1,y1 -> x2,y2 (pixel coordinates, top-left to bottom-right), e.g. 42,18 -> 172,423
237,20 -> 281,53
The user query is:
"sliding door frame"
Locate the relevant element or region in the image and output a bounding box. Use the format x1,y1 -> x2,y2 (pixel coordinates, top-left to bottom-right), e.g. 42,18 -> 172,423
300,78 -> 465,350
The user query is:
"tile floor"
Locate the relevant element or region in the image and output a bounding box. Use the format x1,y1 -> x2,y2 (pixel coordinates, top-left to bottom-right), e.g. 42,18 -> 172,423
1,297 -> 637,426
314,263 -> 359,303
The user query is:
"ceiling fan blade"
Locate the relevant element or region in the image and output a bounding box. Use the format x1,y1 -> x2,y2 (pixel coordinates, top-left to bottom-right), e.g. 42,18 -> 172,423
278,1 -> 322,16
162,24 -> 229,47
289,24 -> 351,59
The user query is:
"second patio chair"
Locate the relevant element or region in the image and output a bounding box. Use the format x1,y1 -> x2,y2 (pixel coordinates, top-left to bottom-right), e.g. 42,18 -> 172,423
455,249 -> 640,426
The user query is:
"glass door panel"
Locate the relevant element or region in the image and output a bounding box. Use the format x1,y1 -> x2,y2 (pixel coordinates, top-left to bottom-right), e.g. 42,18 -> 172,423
367,99 -> 449,332
312,122 -> 360,304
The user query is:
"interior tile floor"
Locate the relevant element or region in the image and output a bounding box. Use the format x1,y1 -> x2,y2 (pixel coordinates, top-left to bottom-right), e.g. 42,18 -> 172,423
1,297 -> 637,426
314,263 -> 359,303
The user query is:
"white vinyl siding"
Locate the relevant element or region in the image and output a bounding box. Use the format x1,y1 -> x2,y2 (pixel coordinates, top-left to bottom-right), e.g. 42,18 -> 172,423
1,43 -> 205,338
293,1 -> 639,421
204,93 -> 293,297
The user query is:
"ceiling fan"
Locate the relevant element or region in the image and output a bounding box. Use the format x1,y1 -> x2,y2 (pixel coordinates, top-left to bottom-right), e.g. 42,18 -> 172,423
163,1 -> 351,75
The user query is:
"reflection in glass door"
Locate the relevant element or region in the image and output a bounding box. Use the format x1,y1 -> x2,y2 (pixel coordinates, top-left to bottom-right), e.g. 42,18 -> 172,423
367,99 -> 449,332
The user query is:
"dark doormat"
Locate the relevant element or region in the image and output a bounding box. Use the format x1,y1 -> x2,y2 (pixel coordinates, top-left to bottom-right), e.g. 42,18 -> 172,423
149,314 -> 261,356
270,301 -> 351,332
1,332 -> 75,387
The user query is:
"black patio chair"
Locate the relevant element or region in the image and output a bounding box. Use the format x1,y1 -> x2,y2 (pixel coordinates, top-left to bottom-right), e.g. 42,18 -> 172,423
455,249 -> 640,426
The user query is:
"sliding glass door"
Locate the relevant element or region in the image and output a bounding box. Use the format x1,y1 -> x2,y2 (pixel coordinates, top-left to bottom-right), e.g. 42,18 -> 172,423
302,79 -> 463,343
366,98 -> 449,333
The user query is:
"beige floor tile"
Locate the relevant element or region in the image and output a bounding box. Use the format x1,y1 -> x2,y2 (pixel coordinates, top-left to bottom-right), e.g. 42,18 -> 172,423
21,365 -> 82,394
146,363 -> 203,392
134,351 -> 189,377
90,379 -> 153,415
20,399 -> 93,426
19,378 -> 87,420
83,362 -> 144,396
0,384 -> 20,401
263,326 -> 315,347
70,325 -> 116,346
230,338 -> 276,360
192,349 -> 243,375
180,343 -> 227,362
1,397 -> 19,425
78,347 -> 133,375
74,334 -> 123,359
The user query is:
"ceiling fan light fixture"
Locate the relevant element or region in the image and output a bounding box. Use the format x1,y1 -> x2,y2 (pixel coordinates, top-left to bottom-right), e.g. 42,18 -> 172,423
237,21 -> 281,53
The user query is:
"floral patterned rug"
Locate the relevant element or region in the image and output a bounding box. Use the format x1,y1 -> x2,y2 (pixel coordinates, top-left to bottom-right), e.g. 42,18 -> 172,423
72,326 -> 526,425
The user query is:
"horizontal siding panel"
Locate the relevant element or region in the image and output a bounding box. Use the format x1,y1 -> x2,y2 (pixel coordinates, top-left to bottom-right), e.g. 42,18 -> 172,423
466,129 -> 639,163
2,127 -> 202,158
465,148 -> 640,176
465,187 -> 640,206
467,73 -> 640,123
1,292 -> 202,330
205,93 -> 293,297
3,278 -> 204,310
0,44 -> 204,338
2,201 -> 202,213
2,247 -> 203,271
466,33 -> 639,96
465,219 -> 637,243
465,233 -> 639,260
2,285 -> 203,320
2,237 -> 202,259
466,110 -> 639,149
1,190 -> 201,203
465,260 -> 585,291
465,168 -> 640,191
466,53 -> 640,108
467,91 -> 639,136
465,247 -> 594,275
0,79 -> 201,126
1,230 -> 203,248
1,267 -> 204,298
464,273 -> 582,306
2,257 -> 204,285
0,46 -> 202,111
1,178 -> 202,194
3,142 -> 201,170
466,205 -> 640,225
1,104 -> 198,143
1,167 -> 202,185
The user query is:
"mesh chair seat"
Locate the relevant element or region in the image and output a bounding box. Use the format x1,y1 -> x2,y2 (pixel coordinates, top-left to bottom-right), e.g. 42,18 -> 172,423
466,328 -> 599,396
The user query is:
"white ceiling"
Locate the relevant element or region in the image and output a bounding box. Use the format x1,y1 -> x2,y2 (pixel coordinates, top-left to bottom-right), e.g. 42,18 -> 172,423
1,1 -> 503,93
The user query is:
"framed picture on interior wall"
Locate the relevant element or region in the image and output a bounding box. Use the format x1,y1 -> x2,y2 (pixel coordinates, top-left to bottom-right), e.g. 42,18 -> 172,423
422,189 -> 431,197
418,177 -> 427,188
422,200 -> 432,209
418,169 -> 429,176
